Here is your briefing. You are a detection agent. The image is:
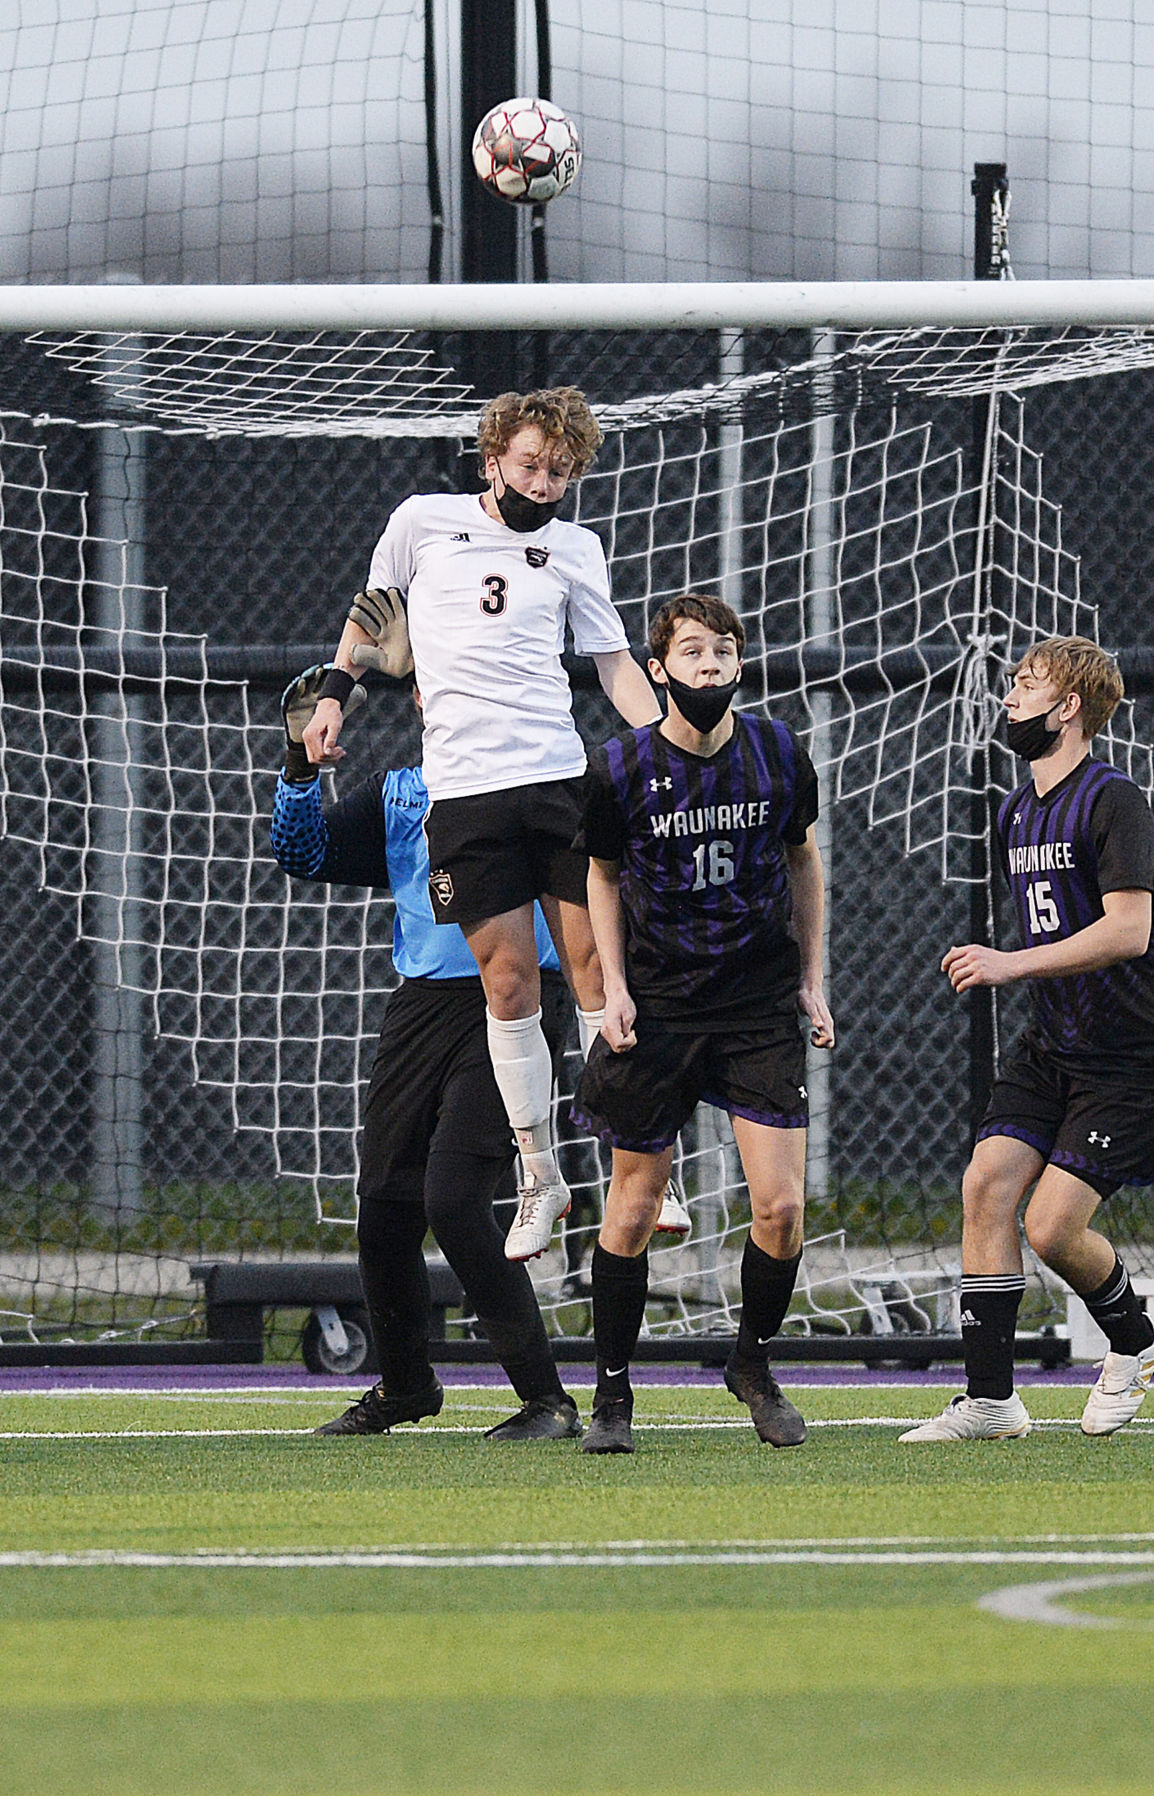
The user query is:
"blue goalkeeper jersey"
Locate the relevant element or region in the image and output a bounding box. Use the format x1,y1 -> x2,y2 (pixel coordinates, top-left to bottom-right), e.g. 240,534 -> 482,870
271,765 -> 560,981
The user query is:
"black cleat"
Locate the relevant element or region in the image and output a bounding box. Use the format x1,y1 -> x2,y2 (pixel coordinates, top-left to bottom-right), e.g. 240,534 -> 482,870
724,1355 -> 806,1447
483,1395 -> 583,1443
580,1395 -> 635,1455
314,1377 -> 444,1436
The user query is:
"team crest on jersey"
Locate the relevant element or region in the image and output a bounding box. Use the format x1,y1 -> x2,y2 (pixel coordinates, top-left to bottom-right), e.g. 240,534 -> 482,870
429,868 -> 455,906
524,546 -> 550,568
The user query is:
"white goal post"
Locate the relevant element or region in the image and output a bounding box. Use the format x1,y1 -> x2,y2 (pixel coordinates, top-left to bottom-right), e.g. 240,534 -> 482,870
6,277 -> 1154,333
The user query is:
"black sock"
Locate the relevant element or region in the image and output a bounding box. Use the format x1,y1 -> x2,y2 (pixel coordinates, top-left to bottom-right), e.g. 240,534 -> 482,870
961,1273 -> 1024,1400
591,1242 -> 648,1403
355,1202 -> 435,1394
1078,1254 -> 1154,1357
735,1239 -> 802,1361
425,1150 -> 566,1405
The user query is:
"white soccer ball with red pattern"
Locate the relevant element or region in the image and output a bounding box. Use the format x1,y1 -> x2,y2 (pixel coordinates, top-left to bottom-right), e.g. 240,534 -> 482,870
471,97 -> 581,205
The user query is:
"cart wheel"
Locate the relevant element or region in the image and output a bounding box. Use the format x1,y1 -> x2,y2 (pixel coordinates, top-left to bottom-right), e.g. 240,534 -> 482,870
301,1304 -> 374,1376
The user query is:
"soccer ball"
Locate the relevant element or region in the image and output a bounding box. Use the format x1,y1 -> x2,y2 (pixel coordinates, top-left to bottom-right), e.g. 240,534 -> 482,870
471,97 -> 581,205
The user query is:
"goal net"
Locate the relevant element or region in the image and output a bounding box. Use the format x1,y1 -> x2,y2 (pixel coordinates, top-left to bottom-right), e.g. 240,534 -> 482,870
3,293 -> 1154,1360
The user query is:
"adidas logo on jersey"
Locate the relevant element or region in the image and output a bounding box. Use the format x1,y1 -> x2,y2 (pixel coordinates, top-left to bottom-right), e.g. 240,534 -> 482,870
959,1308 -> 980,1328
450,531 -> 471,541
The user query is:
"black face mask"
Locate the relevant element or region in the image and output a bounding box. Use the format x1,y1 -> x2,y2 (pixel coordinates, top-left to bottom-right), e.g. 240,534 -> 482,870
1004,699 -> 1064,761
662,669 -> 741,734
492,474 -> 563,533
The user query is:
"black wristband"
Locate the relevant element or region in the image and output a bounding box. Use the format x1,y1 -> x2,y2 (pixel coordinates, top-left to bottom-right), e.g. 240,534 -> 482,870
282,741 -> 316,783
319,666 -> 358,707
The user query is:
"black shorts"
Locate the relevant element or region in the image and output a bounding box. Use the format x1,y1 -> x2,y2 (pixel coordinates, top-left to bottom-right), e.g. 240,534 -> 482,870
570,1008 -> 808,1154
424,777 -> 588,925
358,970 -> 571,1206
976,1033 -> 1154,1199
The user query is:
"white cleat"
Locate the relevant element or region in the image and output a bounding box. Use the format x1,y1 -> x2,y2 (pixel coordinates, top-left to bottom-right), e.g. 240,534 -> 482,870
654,1178 -> 691,1238
898,1392 -> 1031,1443
504,1175 -> 571,1261
1080,1342 -> 1154,1436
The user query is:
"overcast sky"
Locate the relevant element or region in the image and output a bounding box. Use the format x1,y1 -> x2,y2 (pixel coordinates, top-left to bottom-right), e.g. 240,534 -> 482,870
1,2 -> 1150,285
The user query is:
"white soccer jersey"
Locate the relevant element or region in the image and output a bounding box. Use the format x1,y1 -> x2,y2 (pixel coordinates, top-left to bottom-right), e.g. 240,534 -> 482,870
367,491 -> 629,800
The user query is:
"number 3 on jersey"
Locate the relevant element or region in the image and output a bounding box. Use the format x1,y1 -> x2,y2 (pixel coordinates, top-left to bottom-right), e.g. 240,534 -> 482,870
1026,878 -> 1060,935
480,573 -> 508,616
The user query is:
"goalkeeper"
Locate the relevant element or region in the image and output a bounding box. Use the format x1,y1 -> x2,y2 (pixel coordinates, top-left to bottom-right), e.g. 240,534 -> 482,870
272,665 -> 581,1442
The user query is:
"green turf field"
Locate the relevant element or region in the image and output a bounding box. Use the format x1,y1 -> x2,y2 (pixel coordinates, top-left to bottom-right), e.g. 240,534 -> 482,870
3,1379 -> 1153,1796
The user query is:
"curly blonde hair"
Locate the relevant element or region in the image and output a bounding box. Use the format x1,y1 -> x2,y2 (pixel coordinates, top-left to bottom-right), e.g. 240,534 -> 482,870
477,386 -> 603,477
1014,635 -> 1124,739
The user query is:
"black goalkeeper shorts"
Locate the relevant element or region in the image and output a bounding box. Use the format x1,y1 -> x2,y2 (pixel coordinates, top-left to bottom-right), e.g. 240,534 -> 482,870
358,969 -> 571,1205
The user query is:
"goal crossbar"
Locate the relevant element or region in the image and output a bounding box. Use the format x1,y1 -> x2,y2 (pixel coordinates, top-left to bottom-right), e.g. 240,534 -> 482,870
8,279 -> 1154,334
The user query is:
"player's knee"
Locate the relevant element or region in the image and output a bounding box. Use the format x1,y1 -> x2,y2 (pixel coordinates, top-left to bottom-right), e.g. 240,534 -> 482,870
1022,1206 -> 1076,1270
754,1193 -> 804,1251
481,958 -> 537,1016
961,1159 -> 1016,1226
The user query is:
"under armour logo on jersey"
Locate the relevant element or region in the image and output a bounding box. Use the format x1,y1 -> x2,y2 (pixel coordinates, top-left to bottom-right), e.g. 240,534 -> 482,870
1013,811 -> 1022,825
525,546 -> 550,568
1088,1130 -> 1112,1148
798,1085 -> 807,1101
429,868 -> 455,906
649,776 -> 672,792
450,531 -> 471,541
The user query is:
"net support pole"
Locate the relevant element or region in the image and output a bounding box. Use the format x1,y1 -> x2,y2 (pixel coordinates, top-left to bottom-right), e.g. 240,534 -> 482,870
459,0 -> 519,395
89,329 -> 147,1221
965,162 -> 1010,1141
803,330 -> 838,1202
684,326 -> 746,1294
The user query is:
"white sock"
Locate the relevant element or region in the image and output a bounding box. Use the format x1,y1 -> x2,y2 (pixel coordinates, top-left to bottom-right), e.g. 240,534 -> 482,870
576,1005 -> 606,1059
485,1009 -> 558,1181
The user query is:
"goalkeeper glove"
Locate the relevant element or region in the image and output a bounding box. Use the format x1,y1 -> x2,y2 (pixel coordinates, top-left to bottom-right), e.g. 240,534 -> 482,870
280,662 -> 365,782
347,586 -> 414,679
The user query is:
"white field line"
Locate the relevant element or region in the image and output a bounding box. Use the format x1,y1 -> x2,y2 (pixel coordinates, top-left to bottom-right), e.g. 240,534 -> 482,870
0,1380 -> 1008,1399
979,1570 -> 1154,1628
2,1415 -> 1147,1441
6,1546 -> 1154,1571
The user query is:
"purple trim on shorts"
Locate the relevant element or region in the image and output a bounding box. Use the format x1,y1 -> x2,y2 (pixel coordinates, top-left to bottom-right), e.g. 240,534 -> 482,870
1048,1147 -> 1125,1195
568,1105 -> 678,1154
700,1090 -> 807,1130
974,1121 -> 1052,1157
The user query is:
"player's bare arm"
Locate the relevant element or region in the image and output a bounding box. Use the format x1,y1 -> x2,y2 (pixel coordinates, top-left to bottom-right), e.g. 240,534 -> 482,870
586,853 -> 637,1051
592,648 -> 662,728
785,828 -> 835,1048
943,887 -> 1152,992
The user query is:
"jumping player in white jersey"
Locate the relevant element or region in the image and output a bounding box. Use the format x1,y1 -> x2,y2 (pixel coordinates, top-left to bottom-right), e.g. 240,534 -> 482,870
902,637 -> 1154,1444
303,387 -> 662,1261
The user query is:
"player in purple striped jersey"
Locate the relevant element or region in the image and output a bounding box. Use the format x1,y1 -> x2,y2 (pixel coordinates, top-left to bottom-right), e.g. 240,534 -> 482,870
572,593 -> 835,1453
902,637 -> 1154,1443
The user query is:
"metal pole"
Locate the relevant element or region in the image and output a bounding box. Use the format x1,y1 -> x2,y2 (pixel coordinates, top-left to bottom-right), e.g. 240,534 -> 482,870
965,162 -> 1010,1139
459,0 -> 519,396
89,322 -> 147,1220
804,330 -> 838,1200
